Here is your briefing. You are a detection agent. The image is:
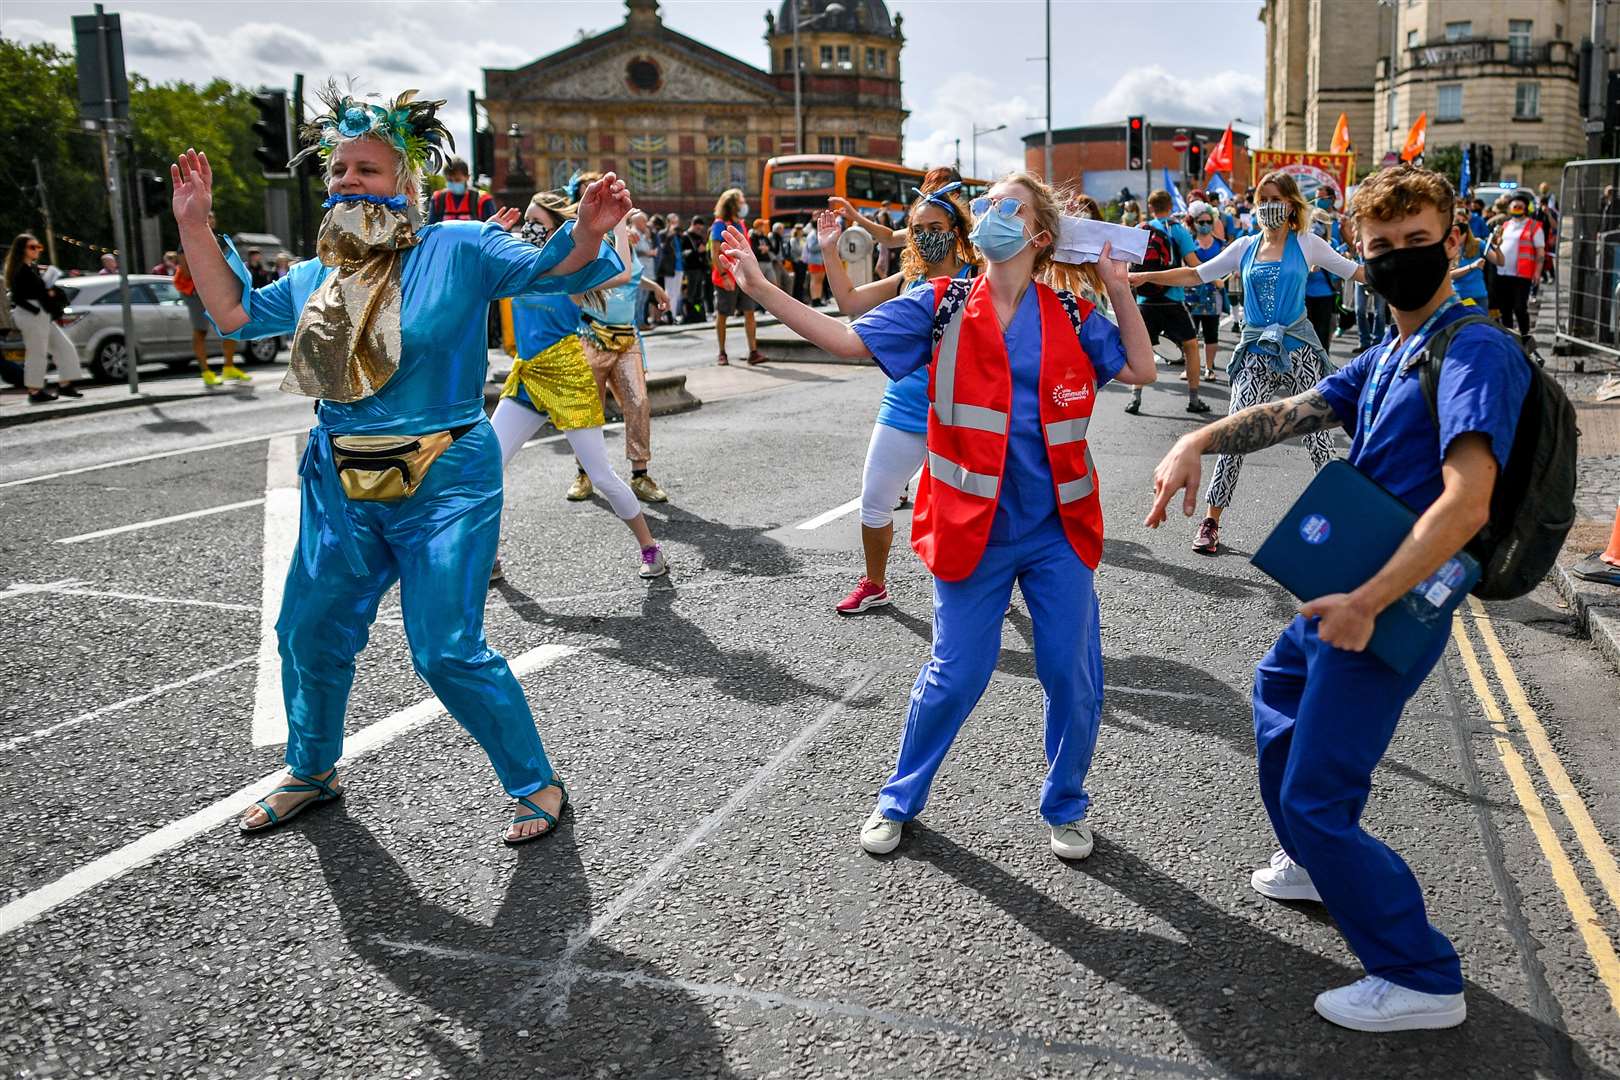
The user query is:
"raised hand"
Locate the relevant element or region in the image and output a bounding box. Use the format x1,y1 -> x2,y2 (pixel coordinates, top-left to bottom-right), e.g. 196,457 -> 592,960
1095,241 -> 1128,289
815,209 -> 841,250
171,148 -> 214,229
717,223 -> 765,293
576,172 -> 632,239
491,207 -> 522,232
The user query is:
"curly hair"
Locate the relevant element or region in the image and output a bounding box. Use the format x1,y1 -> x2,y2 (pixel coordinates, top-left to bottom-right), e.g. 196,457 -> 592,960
898,175 -> 979,282
714,188 -> 745,223
1350,164 -> 1456,225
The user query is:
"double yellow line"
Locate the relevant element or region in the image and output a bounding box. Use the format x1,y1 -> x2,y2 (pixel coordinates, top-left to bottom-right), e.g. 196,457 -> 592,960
1451,596 -> 1620,1013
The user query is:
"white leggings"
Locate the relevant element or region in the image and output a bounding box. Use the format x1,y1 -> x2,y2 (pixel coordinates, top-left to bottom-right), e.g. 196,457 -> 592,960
12,306 -> 84,387
860,422 -> 928,528
489,400 -> 642,521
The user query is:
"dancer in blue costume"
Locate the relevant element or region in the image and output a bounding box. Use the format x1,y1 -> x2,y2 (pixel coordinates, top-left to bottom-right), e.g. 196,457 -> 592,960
815,170 -> 980,616
170,86 -> 628,844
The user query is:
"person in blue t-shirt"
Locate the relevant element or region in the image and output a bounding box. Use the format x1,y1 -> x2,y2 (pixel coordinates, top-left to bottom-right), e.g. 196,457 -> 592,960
1448,205 -> 1489,307
1127,188 -> 1209,415
1184,201 -> 1227,383
811,171 -> 981,616
1148,165 -> 1529,1035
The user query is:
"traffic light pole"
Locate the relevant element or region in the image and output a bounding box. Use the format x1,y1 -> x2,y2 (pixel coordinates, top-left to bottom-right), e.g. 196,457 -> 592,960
293,73 -> 311,258
94,4 -> 139,395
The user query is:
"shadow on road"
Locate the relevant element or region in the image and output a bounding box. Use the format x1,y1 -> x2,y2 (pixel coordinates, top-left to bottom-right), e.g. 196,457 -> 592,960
309,809 -> 735,1079
910,827 -> 1610,1080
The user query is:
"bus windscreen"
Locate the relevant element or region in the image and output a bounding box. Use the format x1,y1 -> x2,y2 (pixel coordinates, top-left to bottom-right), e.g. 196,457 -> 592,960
771,168 -> 836,191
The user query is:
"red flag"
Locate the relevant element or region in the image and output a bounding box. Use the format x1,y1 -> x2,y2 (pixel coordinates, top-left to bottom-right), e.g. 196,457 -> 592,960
1329,113 -> 1352,155
1400,112 -> 1427,162
1205,124 -> 1234,176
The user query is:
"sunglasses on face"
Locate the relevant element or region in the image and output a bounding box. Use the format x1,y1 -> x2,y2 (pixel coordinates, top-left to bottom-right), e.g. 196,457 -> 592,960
1195,219 -> 1213,226
970,196 -> 1023,218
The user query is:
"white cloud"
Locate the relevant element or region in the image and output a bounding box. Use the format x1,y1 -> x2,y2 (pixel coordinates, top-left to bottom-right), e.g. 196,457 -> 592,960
1,15 -> 72,49
904,72 -> 1035,179
1085,66 -> 1263,131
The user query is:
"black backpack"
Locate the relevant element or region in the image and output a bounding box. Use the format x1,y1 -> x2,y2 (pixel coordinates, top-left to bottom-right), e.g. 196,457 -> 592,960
1415,312 -> 1578,600
1131,222 -> 1181,301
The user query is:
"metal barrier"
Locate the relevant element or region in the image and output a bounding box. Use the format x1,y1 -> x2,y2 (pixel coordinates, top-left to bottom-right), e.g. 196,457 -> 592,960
1557,159 -> 1620,361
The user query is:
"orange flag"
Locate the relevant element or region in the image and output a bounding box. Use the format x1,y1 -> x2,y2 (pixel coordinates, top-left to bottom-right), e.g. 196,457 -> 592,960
1329,113 -> 1352,155
1400,112 -> 1427,162
1205,123 -> 1234,176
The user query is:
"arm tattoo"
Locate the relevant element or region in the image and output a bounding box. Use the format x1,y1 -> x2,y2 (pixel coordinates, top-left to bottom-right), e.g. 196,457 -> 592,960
1202,389 -> 1342,456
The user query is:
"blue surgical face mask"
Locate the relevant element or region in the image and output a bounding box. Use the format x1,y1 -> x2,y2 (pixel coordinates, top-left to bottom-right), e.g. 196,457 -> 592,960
968,201 -> 1033,263
447,181 -> 467,196
1196,221 -> 1214,235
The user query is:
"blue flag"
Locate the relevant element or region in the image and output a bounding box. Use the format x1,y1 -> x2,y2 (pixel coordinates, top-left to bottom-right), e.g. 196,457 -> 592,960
1163,168 -> 1186,212
1458,146 -> 1472,198
1207,173 -> 1235,202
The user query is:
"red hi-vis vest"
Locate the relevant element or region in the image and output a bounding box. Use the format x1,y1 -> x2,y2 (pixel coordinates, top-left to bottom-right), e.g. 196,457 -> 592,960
911,275 -> 1103,582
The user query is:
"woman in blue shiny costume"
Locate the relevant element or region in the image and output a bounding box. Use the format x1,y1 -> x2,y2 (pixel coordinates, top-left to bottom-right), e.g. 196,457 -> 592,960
169,92 -> 629,845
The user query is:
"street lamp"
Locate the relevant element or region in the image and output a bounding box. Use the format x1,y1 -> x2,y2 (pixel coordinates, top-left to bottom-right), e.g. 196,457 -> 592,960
971,122 -> 1007,178
791,1 -> 844,155
507,121 -> 529,187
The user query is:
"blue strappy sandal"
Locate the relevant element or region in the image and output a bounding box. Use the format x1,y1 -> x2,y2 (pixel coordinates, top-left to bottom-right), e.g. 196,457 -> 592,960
240,769 -> 343,834
505,778 -> 569,847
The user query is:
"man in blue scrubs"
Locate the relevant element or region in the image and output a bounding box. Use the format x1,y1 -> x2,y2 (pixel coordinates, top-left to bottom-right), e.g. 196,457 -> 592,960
1147,164 -> 1529,1033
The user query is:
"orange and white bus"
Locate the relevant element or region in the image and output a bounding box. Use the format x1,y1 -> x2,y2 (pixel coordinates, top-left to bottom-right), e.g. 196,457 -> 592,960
761,155 -> 990,225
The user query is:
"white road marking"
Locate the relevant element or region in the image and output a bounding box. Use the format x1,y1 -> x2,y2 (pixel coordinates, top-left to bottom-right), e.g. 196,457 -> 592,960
0,579 -> 82,602
520,421 -> 622,450
0,655 -> 256,754
54,498 -> 265,545
794,469 -> 921,530
535,665 -> 880,1020
0,642 -> 575,939
0,426 -> 308,490
252,435 -> 300,748
31,582 -> 257,613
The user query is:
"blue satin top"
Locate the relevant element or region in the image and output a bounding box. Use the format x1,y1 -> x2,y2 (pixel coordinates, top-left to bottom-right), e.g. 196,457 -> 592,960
512,292 -> 583,358
219,219 -> 621,431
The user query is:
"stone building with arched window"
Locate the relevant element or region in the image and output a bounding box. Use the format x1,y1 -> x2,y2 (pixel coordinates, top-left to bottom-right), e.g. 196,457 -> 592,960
482,0 -> 907,216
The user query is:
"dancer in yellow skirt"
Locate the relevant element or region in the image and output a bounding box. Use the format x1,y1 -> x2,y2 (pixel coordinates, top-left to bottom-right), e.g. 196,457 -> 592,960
489,191 -> 668,582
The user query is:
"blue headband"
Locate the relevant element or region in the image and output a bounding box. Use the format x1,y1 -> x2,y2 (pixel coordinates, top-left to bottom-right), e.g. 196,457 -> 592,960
909,181 -> 963,221
322,192 -> 409,211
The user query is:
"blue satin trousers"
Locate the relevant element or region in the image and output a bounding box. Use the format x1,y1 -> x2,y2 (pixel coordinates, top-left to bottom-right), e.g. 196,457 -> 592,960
878,521 -> 1104,826
1253,615 -> 1461,993
277,420 -> 553,797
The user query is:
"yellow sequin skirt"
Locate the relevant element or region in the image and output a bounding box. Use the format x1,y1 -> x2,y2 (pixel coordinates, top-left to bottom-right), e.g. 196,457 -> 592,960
499,334 -> 606,431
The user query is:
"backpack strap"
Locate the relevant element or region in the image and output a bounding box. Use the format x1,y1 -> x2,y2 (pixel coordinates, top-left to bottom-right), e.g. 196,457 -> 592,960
929,276 -> 973,347
1415,311 -> 1512,427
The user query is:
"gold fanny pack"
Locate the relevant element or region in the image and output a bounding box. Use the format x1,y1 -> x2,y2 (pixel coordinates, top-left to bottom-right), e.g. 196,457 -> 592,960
330,423 -> 475,501
580,314 -> 640,354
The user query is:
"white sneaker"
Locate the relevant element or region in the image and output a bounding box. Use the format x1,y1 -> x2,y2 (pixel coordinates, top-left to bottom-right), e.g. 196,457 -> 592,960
859,808 -> 903,855
638,544 -> 669,579
1049,821 -> 1094,860
1314,976 -> 1466,1032
1251,849 -> 1322,902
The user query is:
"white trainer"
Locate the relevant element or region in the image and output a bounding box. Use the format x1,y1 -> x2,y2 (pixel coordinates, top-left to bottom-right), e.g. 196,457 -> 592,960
1049,821 -> 1094,860
1314,976 -> 1466,1032
859,808 -> 904,855
1250,849 -> 1322,902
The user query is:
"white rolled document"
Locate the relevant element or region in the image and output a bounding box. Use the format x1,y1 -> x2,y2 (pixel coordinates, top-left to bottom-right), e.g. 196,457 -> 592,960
1054,216 -> 1149,265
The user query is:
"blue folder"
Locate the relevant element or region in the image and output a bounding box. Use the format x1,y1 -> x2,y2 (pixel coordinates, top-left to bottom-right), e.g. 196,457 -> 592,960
1250,460 -> 1480,673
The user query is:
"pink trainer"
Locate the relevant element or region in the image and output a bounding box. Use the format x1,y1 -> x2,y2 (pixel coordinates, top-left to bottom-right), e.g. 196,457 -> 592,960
836,577 -> 891,615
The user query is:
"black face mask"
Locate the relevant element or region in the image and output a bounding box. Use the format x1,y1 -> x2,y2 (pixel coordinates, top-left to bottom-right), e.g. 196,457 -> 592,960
1363,233 -> 1454,312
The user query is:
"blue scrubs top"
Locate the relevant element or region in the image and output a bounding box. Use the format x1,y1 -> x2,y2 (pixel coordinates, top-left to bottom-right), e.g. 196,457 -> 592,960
1316,304 -> 1528,513
1452,258 -> 1489,304
876,268 -> 973,435
222,220 -> 620,427
852,281 -> 1128,543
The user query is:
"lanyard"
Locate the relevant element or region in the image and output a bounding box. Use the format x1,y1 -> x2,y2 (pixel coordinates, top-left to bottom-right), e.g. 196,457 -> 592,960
1360,296 -> 1459,434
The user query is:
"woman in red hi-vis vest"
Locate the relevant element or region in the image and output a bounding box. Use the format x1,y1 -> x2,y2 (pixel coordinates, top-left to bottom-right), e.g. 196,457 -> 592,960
718,172 -> 1156,861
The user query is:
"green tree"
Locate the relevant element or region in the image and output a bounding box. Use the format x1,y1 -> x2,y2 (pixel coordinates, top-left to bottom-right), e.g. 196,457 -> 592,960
1425,145 -> 1464,191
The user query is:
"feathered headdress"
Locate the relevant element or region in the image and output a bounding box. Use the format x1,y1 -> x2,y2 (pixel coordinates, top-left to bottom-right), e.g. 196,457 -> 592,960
288,81 -> 454,174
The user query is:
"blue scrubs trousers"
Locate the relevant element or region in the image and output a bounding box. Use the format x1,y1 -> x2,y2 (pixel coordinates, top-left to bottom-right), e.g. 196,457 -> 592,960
878,520 -> 1104,826
1253,616 -> 1461,994
277,421 -> 554,798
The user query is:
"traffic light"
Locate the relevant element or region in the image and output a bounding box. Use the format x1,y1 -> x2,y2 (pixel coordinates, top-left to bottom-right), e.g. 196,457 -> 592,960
1187,140 -> 1203,177
473,127 -> 496,183
1477,143 -> 1495,181
251,89 -> 291,178
1126,116 -> 1146,171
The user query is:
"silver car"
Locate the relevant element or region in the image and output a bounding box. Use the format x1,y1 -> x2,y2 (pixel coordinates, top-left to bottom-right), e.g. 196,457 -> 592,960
52,274 -> 283,382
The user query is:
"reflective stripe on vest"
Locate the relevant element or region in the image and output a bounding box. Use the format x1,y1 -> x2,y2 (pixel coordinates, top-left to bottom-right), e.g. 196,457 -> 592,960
927,450 -> 1000,499
932,296 -> 1009,434
1044,416 -> 1089,446
1055,446 -> 1097,505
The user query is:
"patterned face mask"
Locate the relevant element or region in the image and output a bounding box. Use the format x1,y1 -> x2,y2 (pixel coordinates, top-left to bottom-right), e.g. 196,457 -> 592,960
520,219 -> 551,247
1257,201 -> 1292,230
911,227 -> 954,265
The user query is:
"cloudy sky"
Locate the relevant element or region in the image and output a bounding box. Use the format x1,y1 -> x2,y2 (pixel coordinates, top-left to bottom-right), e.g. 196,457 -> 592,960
2,0 -> 1266,177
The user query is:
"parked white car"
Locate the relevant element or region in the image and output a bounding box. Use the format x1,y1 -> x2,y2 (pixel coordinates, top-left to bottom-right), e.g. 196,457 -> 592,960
6,274 -> 283,384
